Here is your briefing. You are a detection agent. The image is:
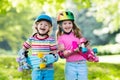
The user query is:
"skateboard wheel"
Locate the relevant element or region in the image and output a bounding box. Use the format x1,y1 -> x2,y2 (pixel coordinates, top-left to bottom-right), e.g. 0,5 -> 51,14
38,52 -> 44,58
39,63 -> 46,69
82,47 -> 88,53
92,48 -> 98,53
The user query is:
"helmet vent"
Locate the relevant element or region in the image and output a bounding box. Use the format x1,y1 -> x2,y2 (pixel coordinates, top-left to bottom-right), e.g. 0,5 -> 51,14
70,13 -> 73,16
66,12 -> 68,15
57,11 -> 74,22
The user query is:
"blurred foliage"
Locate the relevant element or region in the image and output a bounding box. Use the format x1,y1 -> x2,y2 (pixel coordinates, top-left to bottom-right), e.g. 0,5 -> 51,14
0,55 -> 120,80
76,9 -> 119,45
95,44 -> 120,55
0,0 -> 120,52
0,0 -> 66,51
91,0 -> 120,33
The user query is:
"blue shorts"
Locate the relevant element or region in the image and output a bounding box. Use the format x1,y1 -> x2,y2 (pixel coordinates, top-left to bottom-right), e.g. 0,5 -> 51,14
65,60 -> 88,80
31,69 -> 54,80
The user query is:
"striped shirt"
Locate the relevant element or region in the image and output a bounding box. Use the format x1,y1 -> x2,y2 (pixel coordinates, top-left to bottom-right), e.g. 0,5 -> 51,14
23,34 -> 57,55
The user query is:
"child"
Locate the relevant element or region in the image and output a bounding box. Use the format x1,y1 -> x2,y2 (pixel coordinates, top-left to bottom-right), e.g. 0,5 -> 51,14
17,14 -> 58,80
56,10 -> 99,80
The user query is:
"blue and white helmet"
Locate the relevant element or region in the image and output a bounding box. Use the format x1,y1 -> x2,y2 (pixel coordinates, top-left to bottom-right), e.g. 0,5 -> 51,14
35,14 -> 52,26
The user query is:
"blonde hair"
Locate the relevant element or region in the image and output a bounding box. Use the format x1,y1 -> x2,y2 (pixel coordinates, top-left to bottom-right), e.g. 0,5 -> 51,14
57,21 -> 82,39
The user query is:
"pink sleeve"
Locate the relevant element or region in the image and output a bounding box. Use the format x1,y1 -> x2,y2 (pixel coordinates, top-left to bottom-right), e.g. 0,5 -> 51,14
57,36 -> 65,58
79,37 -> 87,43
58,36 -> 64,45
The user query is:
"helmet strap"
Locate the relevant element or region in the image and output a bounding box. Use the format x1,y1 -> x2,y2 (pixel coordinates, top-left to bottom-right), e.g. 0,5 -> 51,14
63,29 -> 72,34
36,27 -> 49,36
60,27 -> 72,34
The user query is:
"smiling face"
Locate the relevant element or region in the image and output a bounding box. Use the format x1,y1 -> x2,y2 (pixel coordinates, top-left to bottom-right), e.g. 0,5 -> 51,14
36,20 -> 51,35
61,20 -> 73,33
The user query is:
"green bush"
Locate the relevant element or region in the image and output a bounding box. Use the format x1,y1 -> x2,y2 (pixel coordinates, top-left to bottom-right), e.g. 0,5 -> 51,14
93,44 -> 120,55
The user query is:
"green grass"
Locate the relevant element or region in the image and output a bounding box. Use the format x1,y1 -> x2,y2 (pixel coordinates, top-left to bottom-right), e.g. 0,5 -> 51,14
0,55 -> 120,80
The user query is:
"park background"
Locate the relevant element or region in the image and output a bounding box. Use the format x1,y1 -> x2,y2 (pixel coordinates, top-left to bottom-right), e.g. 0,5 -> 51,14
0,0 -> 120,80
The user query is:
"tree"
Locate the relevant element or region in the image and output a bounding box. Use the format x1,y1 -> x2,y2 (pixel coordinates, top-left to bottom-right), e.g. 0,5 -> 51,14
90,0 -> 120,33
0,0 -> 119,51
0,0 -> 66,51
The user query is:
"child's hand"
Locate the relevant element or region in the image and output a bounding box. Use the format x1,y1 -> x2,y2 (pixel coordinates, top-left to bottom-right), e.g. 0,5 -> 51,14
63,50 -> 72,56
73,47 -> 80,52
58,44 -> 65,51
50,50 -> 58,54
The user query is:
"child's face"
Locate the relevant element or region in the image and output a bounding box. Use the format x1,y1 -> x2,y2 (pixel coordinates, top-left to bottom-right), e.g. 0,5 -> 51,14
36,20 -> 51,35
61,20 -> 73,33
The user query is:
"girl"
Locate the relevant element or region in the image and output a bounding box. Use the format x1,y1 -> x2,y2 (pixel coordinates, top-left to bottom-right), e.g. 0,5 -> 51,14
18,14 -> 58,80
56,11 -> 98,80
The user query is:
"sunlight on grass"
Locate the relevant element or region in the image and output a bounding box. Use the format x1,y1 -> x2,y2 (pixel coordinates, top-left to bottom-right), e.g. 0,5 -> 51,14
0,55 -> 120,80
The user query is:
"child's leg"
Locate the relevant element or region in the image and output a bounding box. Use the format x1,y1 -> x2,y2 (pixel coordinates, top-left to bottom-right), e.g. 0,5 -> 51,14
31,70 -> 42,80
77,61 -> 88,80
65,61 -> 88,80
65,62 -> 78,80
43,69 -> 54,80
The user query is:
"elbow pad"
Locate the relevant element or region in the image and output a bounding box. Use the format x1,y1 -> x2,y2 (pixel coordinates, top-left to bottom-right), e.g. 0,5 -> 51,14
58,51 -> 65,59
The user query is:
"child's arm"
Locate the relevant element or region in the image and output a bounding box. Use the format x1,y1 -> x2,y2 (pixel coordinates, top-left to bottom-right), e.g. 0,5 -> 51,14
57,37 -> 78,58
72,38 -> 99,62
58,44 -> 76,58
18,37 -> 31,57
46,41 -> 59,64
